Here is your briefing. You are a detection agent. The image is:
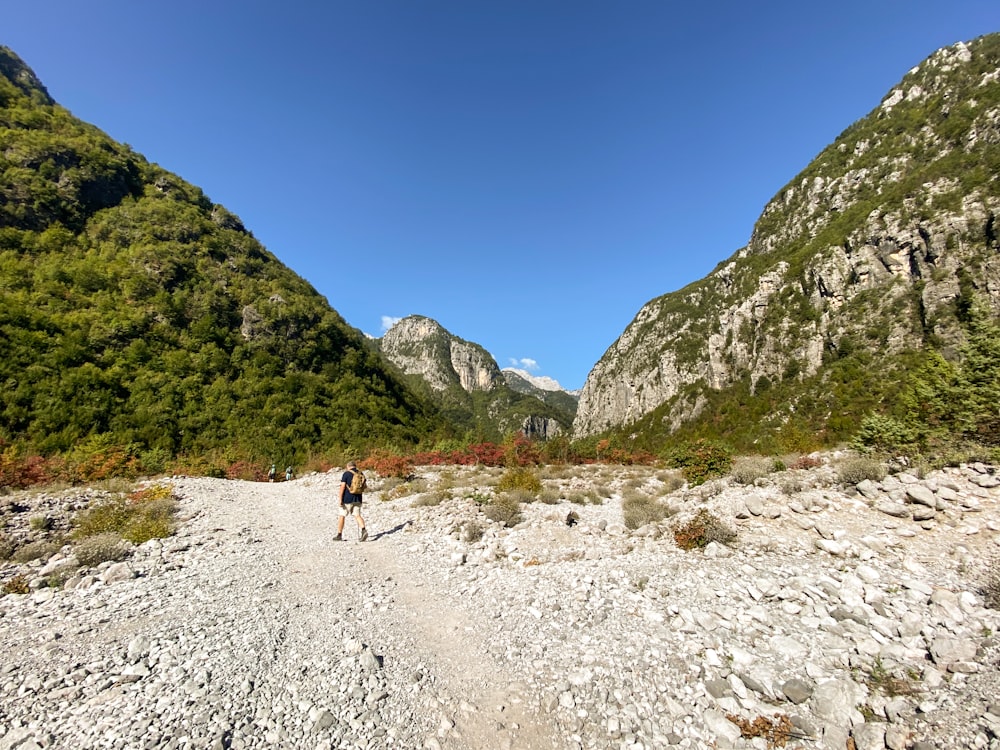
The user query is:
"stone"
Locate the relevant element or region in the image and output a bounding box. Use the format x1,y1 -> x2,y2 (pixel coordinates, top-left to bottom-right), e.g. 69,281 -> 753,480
781,678 -> 813,704
702,709 -> 741,748
852,723 -> 887,750
929,637 -> 978,665
810,678 -> 866,726
906,485 -> 937,507
101,562 -> 135,584
875,501 -> 910,519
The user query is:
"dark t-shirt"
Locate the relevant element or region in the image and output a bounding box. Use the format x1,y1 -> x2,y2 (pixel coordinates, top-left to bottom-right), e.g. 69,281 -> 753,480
341,471 -> 363,504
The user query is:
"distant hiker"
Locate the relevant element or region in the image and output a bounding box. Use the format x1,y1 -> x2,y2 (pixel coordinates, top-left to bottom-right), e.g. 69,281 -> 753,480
335,461 -> 368,542
285,465 -> 294,481
268,464 -> 277,482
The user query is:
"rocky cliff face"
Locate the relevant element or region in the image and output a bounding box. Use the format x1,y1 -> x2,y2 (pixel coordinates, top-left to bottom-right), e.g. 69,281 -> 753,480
379,316 -> 501,393
378,316 -> 573,440
574,35 -> 1000,439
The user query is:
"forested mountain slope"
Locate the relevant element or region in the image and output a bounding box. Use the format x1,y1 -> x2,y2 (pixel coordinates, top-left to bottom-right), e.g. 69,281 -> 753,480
0,47 -> 443,461
574,34 -> 1000,453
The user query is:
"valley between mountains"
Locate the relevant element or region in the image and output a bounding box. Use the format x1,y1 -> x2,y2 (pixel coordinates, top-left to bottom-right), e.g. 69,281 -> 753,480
2,457 -> 1000,750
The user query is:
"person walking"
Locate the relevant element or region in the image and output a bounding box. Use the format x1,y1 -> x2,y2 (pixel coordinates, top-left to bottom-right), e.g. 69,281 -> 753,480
285,465 -> 294,482
335,461 -> 368,542
268,463 -> 276,483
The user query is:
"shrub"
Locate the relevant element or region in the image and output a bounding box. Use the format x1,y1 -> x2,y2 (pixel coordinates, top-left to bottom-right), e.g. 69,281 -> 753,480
657,471 -> 686,493
455,521 -> 484,543
483,494 -> 523,527
12,540 -> 61,564
538,488 -> 560,504
364,450 -> 414,479
836,456 -> 887,485
851,414 -> 918,454
464,490 -> 492,504
567,489 -> 602,505
29,514 -> 54,532
0,534 -> 13,561
412,490 -> 449,507
75,532 -> 130,567
665,440 -> 732,486
730,456 -> 777,485
224,460 -> 264,481
787,454 -> 822,470
1,575 -> 29,596
497,467 -> 542,494
504,488 -> 537,505
622,493 -> 675,530
673,510 -> 737,550
73,484 -> 177,544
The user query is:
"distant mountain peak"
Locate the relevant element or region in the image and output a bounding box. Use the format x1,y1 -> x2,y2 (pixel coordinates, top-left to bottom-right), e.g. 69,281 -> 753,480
501,368 -> 565,392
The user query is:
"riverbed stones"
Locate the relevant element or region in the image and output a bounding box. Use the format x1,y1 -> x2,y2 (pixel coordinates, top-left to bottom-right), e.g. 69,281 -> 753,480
1,459 -> 998,749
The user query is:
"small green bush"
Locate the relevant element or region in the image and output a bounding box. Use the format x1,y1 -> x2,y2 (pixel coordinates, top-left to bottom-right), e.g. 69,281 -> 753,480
75,532 -> 130,567
730,456 -> 777,485
836,456 -> 888,485
537,488 -> 560,504
29,514 -> 54,532
673,510 -> 737,550
73,484 -> 177,544
665,440 -> 732,486
622,493 -> 675,530
497,467 -> 542,494
567,489 -> 602,505
484,494 -> 523,527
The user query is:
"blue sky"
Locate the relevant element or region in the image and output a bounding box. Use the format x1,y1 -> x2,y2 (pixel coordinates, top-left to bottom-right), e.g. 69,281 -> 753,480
5,2 -> 998,390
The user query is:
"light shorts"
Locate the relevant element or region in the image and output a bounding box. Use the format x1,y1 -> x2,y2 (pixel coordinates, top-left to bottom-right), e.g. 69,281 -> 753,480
339,502 -> 362,518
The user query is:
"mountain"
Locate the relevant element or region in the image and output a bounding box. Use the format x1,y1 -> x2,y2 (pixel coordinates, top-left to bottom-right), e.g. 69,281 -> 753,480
376,316 -> 572,440
0,47 -> 443,462
501,369 -> 579,421
573,34 -> 1000,452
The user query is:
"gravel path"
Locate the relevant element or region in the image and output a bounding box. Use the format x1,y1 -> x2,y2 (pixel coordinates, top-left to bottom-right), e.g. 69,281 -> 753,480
2,460 -> 1000,749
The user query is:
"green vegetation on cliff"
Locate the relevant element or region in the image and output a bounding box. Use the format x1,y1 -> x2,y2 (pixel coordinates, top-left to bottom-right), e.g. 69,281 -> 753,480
0,47 -> 443,463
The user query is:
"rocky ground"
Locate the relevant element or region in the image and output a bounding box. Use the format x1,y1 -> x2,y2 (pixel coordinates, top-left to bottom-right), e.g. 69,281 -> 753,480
1,454 -> 999,750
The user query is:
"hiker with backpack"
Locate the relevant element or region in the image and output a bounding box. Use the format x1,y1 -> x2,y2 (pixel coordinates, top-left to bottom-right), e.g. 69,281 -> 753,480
335,461 -> 368,542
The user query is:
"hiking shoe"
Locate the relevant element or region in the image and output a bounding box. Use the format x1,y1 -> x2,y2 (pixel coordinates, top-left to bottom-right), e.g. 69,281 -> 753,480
333,533 -> 342,541
360,528 -> 368,542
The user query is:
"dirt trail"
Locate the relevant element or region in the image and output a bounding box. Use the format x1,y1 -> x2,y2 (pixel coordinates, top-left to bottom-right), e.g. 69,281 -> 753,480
248,478 -> 564,750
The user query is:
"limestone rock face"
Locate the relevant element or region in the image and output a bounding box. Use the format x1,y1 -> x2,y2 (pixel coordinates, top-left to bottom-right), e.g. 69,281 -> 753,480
380,316 -> 500,393
574,35 -> 1000,438
378,316 -> 575,440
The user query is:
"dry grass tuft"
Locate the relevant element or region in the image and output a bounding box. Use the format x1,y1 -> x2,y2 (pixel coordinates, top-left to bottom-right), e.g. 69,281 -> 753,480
836,456 -> 887,485
730,456 -> 778,485
484,494 -> 523,527
12,540 -> 62,564
75,532 -> 131,567
622,493 -> 675,530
